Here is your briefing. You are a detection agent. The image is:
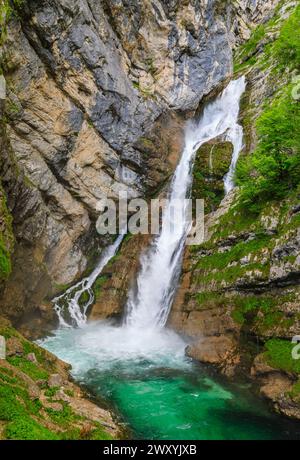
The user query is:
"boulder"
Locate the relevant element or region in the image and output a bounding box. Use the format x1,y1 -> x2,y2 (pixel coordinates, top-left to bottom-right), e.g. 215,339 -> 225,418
186,335 -> 237,365
6,336 -> 23,357
26,352 -> 37,363
251,353 -> 276,376
48,373 -> 63,388
260,373 -> 293,401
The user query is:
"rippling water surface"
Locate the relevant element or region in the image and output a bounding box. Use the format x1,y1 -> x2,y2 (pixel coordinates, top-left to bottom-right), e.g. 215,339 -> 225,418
40,321 -> 300,440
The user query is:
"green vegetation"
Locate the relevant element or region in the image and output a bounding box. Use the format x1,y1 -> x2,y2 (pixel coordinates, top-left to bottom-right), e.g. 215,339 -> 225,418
195,291 -> 226,307
0,318 -> 116,440
78,289 -> 91,307
264,339 -> 300,374
231,296 -> 276,325
145,57 -> 156,77
193,232 -> 272,289
236,84 -> 300,213
0,383 -> 58,440
273,4 -> 300,72
195,260 -> 270,288
230,294 -> 295,333
7,356 -> 49,380
194,288 -> 296,332
45,404 -> 81,428
196,234 -> 271,271
235,4 -> 300,213
93,275 -> 108,300
138,137 -> 156,151
192,141 -> 233,212
6,416 -> 58,440
0,0 -> 11,46
0,238 -> 11,278
289,380 -> 300,400
0,0 -> 24,47
44,386 -> 59,398
0,185 -> 14,280
53,282 -> 72,295
234,23 -> 267,72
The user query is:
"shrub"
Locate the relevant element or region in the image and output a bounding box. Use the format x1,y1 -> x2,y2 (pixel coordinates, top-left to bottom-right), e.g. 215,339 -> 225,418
236,84 -> 300,213
264,339 -> 300,374
273,4 -> 300,71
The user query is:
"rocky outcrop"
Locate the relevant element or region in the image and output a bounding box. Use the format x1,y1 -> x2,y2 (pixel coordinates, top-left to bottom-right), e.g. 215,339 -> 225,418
0,0 -> 235,327
250,353 -> 300,420
0,0 -> 278,329
186,334 -> 240,377
192,137 -> 233,212
90,233 -> 150,320
0,316 -> 121,439
226,0 -> 282,45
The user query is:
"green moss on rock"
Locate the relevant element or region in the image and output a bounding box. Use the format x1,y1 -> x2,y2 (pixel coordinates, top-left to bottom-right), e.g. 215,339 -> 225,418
264,339 -> 300,375
93,275 -> 109,301
0,318 -> 118,440
192,139 -> 233,212
0,184 -> 14,281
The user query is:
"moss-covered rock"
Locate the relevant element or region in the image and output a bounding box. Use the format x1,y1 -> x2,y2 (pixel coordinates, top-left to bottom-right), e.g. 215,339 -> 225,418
192,137 -> 233,212
0,183 -> 14,282
0,317 -> 120,440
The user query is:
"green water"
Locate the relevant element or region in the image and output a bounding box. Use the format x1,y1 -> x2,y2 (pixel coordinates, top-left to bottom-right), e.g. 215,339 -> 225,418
85,365 -> 299,440
40,322 -> 300,440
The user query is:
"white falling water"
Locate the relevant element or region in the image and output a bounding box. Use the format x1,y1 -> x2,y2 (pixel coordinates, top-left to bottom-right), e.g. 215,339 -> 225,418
42,77 -> 246,369
51,77 -> 245,334
224,117 -> 245,193
125,76 -> 246,330
53,233 -> 124,327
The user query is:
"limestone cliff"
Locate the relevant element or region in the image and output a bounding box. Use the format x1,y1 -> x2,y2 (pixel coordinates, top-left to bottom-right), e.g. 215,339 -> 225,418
0,0 -> 279,332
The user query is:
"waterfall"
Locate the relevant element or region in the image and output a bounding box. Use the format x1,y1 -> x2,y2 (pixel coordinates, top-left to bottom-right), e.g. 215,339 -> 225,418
43,77 -> 246,371
125,76 -> 246,329
51,77 -> 245,333
53,233 -> 124,327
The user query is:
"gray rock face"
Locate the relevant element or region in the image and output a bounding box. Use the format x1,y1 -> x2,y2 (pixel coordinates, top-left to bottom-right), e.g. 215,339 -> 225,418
0,0 -> 279,330
227,0 -> 282,45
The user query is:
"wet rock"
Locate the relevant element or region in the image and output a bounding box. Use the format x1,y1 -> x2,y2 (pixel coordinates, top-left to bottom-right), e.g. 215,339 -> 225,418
274,396 -> 300,420
260,373 -> 293,401
90,233 -> 151,320
186,335 -> 237,365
